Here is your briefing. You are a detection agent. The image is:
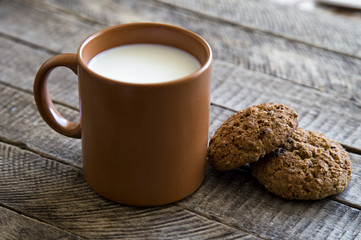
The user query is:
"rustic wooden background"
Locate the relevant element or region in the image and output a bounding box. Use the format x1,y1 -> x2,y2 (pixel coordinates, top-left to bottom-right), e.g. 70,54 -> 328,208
0,0 -> 361,239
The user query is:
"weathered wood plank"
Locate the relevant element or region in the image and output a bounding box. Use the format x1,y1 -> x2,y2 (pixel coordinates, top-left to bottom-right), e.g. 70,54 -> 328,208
178,165 -> 361,240
331,152 -> 361,209
0,142 -> 254,239
0,36 -> 79,108
159,0 -> 361,58
211,60 -> 361,149
0,206 -> 83,240
0,0 -> 102,53
3,0 -> 361,103
0,84 -> 82,165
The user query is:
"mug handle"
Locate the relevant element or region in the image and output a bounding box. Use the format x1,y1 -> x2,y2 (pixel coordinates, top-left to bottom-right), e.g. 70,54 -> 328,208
33,53 -> 81,138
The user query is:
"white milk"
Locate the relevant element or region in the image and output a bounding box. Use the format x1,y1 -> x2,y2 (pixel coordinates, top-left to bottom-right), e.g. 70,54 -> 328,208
87,43 -> 201,83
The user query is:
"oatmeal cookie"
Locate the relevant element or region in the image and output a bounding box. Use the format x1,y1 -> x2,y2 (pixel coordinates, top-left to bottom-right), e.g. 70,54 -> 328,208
251,128 -> 352,200
208,103 -> 299,171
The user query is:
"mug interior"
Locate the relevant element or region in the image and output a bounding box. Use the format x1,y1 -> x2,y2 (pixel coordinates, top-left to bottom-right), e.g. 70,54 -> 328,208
78,23 -> 211,77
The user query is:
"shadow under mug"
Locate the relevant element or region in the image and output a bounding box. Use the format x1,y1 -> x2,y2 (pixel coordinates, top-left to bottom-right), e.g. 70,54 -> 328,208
33,23 -> 212,206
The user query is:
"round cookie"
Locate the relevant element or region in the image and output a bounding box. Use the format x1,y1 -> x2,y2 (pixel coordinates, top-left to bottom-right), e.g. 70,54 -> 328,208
251,128 -> 352,200
208,103 -> 299,171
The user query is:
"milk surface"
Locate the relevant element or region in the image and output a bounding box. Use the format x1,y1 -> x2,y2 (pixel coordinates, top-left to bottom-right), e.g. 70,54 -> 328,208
87,44 -> 201,83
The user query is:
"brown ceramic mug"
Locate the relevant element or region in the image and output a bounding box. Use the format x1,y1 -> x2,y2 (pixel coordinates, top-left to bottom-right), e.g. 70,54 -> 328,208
33,23 -> 212,206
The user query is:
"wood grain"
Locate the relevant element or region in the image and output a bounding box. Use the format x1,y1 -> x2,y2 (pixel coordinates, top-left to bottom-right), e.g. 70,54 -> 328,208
0,0 -> 102,53
159,0 -> 361,58
178,165 -> 361,240
0,83 -> 82,165
0,142 -> 253,239
3,0 -> 361,103
0,36 -> 79,108
211,61 -> 361,149
0,0 -> 361,239
0,206 -> 83,240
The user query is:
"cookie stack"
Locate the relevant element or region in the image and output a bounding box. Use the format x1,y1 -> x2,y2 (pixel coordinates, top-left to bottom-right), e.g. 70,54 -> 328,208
208,103 -> 352,200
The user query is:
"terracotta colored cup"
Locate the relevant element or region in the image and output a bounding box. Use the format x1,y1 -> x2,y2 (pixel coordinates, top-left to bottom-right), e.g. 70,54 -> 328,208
33,23 -> 212,206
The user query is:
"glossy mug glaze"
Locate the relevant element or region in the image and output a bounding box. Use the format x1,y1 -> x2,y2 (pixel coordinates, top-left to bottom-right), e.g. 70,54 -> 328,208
33,23 -> 213,206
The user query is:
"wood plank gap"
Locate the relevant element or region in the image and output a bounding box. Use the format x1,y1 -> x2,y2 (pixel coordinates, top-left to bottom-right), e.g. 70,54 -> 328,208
329,197 -> 361,211
341,143 -> 361,156
155,0 -> 361,61
0,135 -> 82,170
0,79 -> 80,112
233,60 -> 361,108
0,31 -> 59,56
175,202 -> 269,240
0,76 -> 34,97
0,202 -> 85,240
210,102 -> 238,113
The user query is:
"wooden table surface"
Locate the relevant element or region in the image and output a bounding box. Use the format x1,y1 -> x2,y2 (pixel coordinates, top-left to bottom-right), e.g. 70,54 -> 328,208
1,0 -> 361,239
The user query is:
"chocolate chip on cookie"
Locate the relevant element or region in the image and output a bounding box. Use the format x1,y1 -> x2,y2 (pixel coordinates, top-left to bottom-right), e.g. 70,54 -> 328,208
208,103 -> 299,171
251,128 -> 352,200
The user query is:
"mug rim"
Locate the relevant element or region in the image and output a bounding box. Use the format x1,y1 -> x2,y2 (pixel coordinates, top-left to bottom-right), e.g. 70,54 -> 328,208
77,22 -> 212,86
